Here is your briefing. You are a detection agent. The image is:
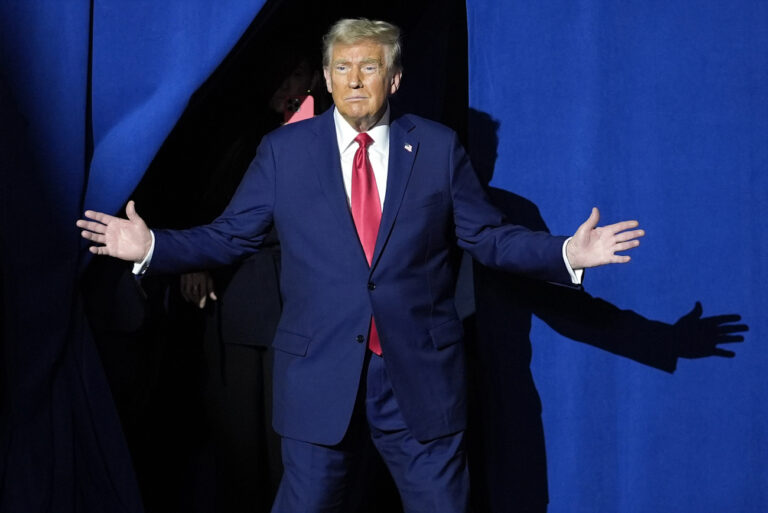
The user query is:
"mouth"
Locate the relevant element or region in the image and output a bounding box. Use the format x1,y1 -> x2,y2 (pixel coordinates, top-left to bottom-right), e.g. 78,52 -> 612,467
345,96 -> 368,102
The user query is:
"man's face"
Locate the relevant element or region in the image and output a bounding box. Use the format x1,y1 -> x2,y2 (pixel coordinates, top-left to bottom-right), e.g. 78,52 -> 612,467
324,41 -> 402,132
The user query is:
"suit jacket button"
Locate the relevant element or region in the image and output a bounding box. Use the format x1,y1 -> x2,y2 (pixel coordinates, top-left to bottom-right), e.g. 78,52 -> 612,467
356,334 -> 365,343
367,282 -> 376,290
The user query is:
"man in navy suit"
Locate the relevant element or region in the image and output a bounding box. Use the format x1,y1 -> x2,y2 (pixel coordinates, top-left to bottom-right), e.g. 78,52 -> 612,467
78,18 -> 644,513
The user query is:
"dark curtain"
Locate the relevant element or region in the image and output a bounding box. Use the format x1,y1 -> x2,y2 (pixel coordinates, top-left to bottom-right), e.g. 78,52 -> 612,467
466,1 -> 767,512
0,2 -> 266,511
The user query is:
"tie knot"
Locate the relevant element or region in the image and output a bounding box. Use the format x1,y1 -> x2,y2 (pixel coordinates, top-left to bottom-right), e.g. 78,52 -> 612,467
354,132 -> 373,149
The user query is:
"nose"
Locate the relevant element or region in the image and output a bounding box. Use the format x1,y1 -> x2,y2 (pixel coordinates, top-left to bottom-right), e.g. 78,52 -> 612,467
348,68 -> 362,88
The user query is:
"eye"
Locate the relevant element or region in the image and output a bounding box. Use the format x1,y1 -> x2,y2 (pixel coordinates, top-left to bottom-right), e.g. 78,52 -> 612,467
335,64 -> 348,73
362,64 -> 378,73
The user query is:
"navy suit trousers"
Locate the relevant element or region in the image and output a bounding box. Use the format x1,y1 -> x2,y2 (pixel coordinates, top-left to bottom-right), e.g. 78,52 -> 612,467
271,352 -> 470,513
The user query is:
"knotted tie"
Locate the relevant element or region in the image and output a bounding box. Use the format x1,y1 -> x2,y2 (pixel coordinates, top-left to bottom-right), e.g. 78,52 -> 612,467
351,132 -> 382,355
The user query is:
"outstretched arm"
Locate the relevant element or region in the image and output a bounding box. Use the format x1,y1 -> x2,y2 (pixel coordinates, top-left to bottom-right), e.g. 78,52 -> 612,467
76,200 -> 152,262
566,207 -> 644,270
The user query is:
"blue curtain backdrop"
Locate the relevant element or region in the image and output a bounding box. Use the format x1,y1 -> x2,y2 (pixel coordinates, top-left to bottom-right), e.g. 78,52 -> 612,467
0,2 -> 266,511
467,1 -> 766,512
2,1 -> 766,511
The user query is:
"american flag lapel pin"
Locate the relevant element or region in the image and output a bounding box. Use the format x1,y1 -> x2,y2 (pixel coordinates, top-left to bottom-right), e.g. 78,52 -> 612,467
404,143 -> 412,152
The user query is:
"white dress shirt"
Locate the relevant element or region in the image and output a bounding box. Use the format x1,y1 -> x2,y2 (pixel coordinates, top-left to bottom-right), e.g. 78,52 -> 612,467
333,105 -> 390,207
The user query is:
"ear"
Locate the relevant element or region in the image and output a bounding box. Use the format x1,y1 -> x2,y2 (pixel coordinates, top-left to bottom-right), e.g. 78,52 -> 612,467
323,67 -> 333,93
389,71 -> 402,95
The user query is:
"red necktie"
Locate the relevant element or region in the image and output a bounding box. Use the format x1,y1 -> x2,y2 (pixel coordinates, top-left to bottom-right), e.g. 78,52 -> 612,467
350,132 -> 382,355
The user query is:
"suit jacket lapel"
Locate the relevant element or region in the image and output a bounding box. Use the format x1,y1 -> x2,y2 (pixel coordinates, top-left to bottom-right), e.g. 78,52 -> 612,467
308,109 -> 363,255
371,114 -> 418,270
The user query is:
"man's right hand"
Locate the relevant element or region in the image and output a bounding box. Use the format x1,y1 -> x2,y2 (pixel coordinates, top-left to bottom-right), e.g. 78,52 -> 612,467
76,200 -> 152,262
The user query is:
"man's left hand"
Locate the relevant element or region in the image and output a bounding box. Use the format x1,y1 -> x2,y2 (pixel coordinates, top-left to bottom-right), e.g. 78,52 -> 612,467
566,207 -> 645,269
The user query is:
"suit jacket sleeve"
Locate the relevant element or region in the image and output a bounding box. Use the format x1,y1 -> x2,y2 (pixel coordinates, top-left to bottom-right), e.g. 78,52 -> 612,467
447,132 -> 572,285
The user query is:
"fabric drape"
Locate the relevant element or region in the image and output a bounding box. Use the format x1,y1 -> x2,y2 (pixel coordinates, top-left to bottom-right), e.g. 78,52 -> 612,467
467,1 -> 767,512
0,2 -> 266,511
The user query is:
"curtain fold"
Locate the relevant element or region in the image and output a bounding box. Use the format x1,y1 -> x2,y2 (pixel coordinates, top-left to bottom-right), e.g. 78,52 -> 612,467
1,2 -> 267,511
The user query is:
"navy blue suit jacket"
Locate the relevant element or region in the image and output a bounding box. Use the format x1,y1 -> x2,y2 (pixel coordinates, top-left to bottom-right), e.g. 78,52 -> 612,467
151,107 -> 572,444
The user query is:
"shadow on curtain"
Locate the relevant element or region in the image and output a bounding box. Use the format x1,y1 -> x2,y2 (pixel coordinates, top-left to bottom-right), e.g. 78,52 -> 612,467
466,2 -> 767,512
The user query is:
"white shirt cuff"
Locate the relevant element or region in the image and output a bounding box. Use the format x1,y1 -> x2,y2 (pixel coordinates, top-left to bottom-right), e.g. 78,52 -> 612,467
131,230 -> 155,275
562,237 -> 583,285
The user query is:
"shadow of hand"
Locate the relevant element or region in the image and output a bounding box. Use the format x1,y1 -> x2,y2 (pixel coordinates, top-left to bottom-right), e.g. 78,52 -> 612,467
674,302 -> 748,358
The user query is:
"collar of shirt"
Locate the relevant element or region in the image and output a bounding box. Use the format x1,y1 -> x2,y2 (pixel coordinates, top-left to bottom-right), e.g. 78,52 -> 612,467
333,105 -> 390,206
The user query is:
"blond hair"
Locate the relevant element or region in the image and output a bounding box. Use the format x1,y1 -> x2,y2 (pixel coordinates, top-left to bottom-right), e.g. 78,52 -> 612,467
322,18 -> 402,74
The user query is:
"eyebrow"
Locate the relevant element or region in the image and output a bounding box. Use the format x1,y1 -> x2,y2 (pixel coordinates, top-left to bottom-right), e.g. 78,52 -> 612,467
332,58 -> 382,66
